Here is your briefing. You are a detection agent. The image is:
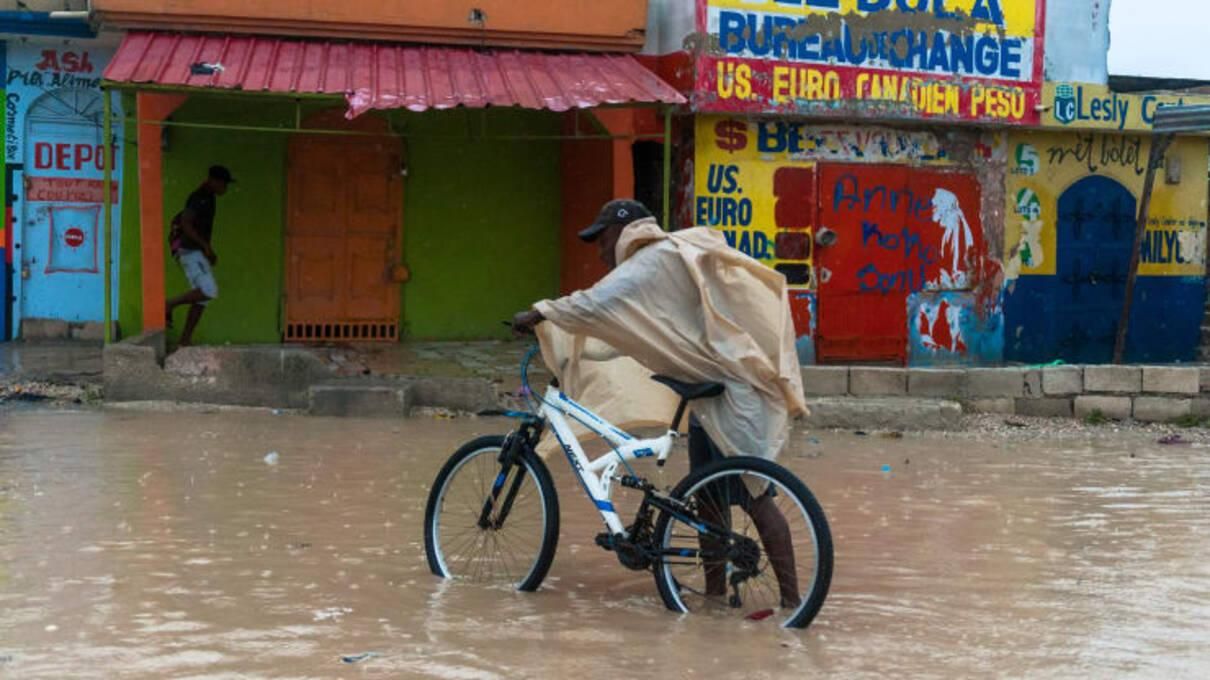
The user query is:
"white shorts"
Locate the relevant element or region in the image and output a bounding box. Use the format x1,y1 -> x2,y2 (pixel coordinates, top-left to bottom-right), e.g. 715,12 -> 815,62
176,249 -> 218,305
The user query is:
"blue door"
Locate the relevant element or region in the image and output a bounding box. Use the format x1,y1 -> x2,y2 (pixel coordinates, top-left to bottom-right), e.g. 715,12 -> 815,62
1006,176 -> 1135,363
17,88 -> 111,330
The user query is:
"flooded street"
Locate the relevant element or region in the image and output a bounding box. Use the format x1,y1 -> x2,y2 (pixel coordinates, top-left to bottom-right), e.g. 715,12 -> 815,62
1,408 -> 1208,678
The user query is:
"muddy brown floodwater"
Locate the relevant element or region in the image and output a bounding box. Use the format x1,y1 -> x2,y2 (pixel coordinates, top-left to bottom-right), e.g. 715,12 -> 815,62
1,409 -> 1208,679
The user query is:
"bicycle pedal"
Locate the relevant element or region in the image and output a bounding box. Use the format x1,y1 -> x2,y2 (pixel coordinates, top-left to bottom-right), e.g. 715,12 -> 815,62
594,532 -> 615,551
620,475 -> 652,491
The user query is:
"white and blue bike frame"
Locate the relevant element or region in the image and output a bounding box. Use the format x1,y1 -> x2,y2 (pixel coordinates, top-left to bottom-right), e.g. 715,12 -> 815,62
537,385 -> 676,536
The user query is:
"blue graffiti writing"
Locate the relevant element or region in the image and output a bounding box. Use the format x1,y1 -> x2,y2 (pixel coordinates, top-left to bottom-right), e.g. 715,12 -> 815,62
832,174 -> 931,218
858,263 -> 929,294
717,9 -> 1021,79
861,222 -> 939,263
1141,229 -> 1186,265
722,229 -> 772,260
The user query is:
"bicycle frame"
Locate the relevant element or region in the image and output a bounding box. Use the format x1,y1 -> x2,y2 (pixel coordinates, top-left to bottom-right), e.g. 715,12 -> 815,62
538,385 -> 675,536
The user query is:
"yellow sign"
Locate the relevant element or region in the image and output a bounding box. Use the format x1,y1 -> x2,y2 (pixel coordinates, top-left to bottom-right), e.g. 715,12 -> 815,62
1043,82 -> 1210,132
694,117 -> 816,288
700,0 -> 1043,123
1006,130 -> 1208,279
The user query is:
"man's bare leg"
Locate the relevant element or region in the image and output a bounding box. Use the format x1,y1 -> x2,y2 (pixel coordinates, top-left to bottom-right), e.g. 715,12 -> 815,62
695,486 -> 730,598
166,289 -> 209,328
748,493 -> 801,608
179,303 -> 206,346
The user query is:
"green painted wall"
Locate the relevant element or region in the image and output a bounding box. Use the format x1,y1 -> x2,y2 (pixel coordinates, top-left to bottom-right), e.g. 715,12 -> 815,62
117,93 -> 141,338
398,109 -> 561,339
161,98 -> 290,345
117,98 -> 561,344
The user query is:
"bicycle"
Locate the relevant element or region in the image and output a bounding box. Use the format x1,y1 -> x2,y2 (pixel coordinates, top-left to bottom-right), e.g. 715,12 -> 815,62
423,345 -> 833,628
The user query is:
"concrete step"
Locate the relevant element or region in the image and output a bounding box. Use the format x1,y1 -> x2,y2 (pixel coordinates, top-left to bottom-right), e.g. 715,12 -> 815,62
307,375 -> 500,417
309,383 -> 411,417
804,397 -> 962,431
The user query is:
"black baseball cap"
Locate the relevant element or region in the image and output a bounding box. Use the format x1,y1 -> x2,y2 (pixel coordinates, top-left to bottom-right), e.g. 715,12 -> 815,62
208,165 -> 235,184
578,199 -> 652,242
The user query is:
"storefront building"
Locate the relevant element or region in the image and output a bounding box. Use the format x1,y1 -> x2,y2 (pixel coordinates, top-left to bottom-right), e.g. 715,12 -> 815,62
647,0 -> 1209,366
89,0 -> 683,346
0,12 -> 121,341
1004,83 -> 1210,363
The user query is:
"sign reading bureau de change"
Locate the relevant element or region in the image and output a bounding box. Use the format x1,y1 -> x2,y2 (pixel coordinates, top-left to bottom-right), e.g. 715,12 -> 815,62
694,0 -> 1045,125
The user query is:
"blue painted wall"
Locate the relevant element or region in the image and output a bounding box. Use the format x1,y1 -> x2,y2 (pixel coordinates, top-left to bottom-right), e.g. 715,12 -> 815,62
1005,175 -> 1206,363
5,39 -> 121,334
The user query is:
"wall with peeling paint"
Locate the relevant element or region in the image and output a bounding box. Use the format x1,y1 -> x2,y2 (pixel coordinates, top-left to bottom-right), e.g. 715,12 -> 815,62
695,115 -> 1007,366
1042,0 -> 1110,83
1003,130 -> 1208,363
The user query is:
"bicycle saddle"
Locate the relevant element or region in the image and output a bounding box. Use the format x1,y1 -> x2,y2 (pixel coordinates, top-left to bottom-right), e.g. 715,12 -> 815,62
650,375 -> 725,401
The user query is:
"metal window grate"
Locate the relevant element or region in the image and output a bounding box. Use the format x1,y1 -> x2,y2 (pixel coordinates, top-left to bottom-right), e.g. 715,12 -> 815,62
285,321 -> 398,343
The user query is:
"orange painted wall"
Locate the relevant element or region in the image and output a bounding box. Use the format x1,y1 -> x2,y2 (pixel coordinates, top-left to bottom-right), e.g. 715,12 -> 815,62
93,0 -> 648,51
558,110 -> 643,294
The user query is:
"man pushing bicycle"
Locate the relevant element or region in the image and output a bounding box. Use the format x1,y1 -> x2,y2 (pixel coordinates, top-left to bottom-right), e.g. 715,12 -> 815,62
512,199 -> 809,608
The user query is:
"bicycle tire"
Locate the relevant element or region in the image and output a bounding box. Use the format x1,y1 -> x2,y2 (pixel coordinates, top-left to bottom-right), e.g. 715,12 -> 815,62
651,456 -> 833,629
424,435 -> 560,592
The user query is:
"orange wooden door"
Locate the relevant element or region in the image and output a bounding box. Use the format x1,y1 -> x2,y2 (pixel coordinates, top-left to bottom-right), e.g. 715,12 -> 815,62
285,133 -> 403,342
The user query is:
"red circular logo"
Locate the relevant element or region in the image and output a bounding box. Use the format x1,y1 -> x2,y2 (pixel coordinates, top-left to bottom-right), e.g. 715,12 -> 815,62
64,227 -> 86,248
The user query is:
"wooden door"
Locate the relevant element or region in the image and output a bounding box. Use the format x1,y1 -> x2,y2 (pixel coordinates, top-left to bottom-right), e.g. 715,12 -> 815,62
286,133 -> 403,342
815,164 -> 912,364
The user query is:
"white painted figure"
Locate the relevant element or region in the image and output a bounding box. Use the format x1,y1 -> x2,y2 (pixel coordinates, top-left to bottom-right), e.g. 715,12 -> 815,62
931,188 -> 975,288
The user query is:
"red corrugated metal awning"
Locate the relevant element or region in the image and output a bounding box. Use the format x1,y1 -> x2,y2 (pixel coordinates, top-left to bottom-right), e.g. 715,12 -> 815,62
104,31 -> 685,118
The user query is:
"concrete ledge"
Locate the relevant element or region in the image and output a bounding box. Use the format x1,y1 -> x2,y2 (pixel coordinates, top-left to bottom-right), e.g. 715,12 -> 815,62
1133,397 -> 1192,422
965,398 -> 1015,414
103,341 -> 168,402
804,397 -> 961,430
1192,398 -> 1210,418
309,384 -> 411,417
1042,366 -> 1083,396
907,369 -> 965,397
967,368 -> 1026,397
1200,367 -> 1210,393
1014,397 -> 1073,418
801,366 -> 848,396
1074,395 -> 1133,420
105,341 -> 333,409
20,318 -> 69,339
408,377 -> 498,413
849,367 -> 907,396
1084,366 -> 1141,393
1142,366 -> 1199,395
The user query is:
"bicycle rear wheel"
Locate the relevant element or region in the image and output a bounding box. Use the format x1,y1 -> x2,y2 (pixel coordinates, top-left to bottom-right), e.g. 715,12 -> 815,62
424,435 -> 559,591
652,456 -> 832,629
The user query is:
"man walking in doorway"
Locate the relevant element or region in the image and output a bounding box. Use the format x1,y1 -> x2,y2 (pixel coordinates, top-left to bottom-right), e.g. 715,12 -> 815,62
165,165 -> 233,346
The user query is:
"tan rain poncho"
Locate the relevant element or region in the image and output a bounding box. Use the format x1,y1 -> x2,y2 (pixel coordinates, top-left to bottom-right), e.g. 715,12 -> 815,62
534,218 -> 807,460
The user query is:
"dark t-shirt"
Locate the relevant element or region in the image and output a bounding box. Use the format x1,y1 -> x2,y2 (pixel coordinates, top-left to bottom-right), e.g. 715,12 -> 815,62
169,187 -> 217,254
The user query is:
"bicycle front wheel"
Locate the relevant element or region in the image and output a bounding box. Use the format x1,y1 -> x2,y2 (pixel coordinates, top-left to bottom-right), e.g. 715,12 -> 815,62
424,435 -> 560,591
652,456 -> 833,629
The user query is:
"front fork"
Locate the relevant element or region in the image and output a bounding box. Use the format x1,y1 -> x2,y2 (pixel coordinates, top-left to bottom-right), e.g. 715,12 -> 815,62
477,422 -> 541,530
